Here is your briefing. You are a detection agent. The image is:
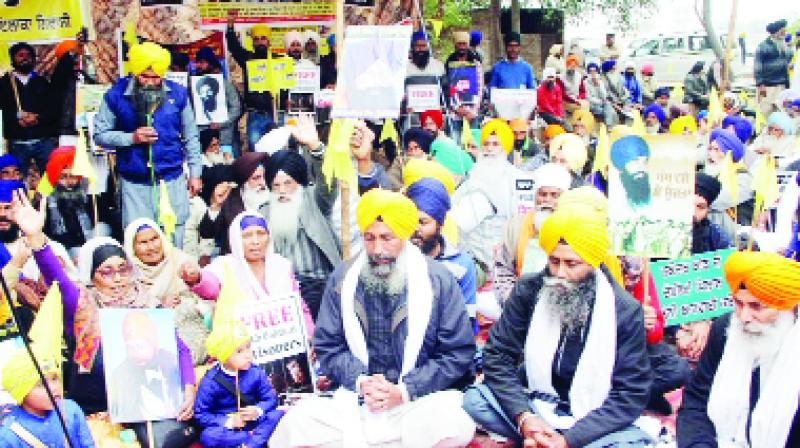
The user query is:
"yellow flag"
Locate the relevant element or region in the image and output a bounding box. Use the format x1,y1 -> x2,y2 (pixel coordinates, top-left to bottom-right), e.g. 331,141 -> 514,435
461,123 -> 474,148
720,152 -> 739,207
755,108 -> 767,135
158,180 -> 177,239
672,84 -> 685,105
213,263 -> 249,329
708,87 -> 724,126
35,176 -> 55,197
592,124 -> 611,177
738,90 -> 750,107
246,59 -> 270,93
28,282 -> 63,365
430,20 -> 443,38
379,119 -> 398,145
322,119 -> 357,187
72,129 -> 97,188
630,110 -> 646,136
751,155 -> 779,207
0,42 -> 10,73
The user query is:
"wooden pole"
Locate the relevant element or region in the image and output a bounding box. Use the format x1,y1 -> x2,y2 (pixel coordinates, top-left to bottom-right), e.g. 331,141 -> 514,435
720,0 -> 739,93
336,0 -> 351,261
146,421 -> 154,448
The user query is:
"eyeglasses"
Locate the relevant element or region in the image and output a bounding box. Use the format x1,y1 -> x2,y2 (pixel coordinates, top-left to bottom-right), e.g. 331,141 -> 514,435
95,264 -> 133,280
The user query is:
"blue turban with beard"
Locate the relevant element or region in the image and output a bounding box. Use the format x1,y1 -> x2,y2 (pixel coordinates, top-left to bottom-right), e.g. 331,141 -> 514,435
710,129 -> 744,162
406,178 -> 450,225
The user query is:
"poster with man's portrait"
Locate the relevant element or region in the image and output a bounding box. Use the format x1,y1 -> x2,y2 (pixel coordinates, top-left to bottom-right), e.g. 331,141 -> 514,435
608,134 -> 695,258
100,309 -> 182,424
191,74 -> 229,126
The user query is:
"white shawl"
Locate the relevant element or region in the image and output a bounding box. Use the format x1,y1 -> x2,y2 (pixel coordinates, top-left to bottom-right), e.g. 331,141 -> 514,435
524,269 -> 616,429
707,313 -> 800,448
334,242 -> 434,447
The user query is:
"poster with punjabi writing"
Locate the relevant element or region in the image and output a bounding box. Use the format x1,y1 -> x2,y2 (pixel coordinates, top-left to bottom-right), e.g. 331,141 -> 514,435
238,295 -> 314,398
608,134 -> 695,258
650,249 -> 735,326
0,0 -> 84,42
198,1 -> 335,26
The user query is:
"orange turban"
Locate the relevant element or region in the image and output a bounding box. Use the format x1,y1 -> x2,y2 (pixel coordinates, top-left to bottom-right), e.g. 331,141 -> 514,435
45,146 -> 76,186
481,118 -> 515,154
54,40 -> 78,59
724,251 -> 800,311
509,118 -> 528,133
543,124 -> 566,140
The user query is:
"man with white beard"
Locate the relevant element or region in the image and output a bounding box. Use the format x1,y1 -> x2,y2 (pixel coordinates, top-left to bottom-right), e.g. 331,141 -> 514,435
677,250 -> 800,448
704,128 -> 755,233
198,151 -> 270,254
464,191 -> 653,447
259,144 -> 340,319
751,111 -> 797,165
270,189 -> 476,448
497,163 -> 572,300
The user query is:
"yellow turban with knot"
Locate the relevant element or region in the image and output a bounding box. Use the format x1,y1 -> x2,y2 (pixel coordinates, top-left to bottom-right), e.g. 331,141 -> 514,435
481,118 -> 515,154
402,158 -> 455,195
128,42 -> 171,77
356,189 -> 418,240
206,264 -> 252,363
250,24 -> 271,38
724,251 -> 800,311
2,282 -> 63,404
539,206 -> 609,268
548,133 -> 588,174
571,109 -> 596,134
669,115 -> 698,135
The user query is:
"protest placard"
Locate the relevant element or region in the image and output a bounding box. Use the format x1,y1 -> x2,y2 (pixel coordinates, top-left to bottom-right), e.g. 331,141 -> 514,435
332,25 -> 412,120
198,1 -> 335,27
406,84 -> 440,111
246,59 -> 270,93
100,309 -> 183,424
448,63 -> 479,104
490,89 -> 537,120
238,295 -> 314,395
162,31 -> 227,74
191,74 -> 229,125
608,134 -> 695,258
0,0 -> 84,42
650,249 -> 735,326
165,71 -> 188,88
293,65 -> 321,92
75,83 -> 111,130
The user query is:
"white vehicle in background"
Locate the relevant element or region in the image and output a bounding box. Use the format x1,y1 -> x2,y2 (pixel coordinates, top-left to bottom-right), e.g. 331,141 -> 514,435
625,32 -> 755,90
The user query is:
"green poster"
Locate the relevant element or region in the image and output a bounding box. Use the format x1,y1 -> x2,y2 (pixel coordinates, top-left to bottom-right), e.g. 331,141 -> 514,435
650,249 -> 735,326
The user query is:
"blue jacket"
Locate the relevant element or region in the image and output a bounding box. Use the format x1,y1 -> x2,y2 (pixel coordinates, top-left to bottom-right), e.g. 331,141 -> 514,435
0,399 -> 95,447
314,256 -> 475,400
95,76 -> 202,183
194,364 -> 284,448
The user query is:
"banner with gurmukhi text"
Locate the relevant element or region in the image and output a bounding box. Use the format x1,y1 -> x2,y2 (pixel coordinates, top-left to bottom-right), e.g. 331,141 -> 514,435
650,249 -> 735,326
198,1 -> 335,26
608,134 -> 695,258
0,0 -> 84,42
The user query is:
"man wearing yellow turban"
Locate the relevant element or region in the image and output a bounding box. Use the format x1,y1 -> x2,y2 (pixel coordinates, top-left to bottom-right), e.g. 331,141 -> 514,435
0,282 -> 95,446
678,251 -> 800,448
94,40 -> 202,248
271,188 -> 476,448
464,202 -> 652,447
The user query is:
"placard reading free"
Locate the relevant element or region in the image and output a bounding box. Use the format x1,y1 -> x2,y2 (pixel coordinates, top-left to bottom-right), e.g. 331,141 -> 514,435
238,295 -> 310,365
650,249 -> 735,326
406,84 -> 440,111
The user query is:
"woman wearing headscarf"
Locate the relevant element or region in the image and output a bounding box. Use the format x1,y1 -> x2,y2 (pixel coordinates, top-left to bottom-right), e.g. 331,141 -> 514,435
124,218 -> 210,365
12,190 -> 198,446
181,211 -> 314,338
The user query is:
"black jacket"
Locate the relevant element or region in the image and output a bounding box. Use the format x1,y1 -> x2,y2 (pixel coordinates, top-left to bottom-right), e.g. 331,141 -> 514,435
754,38 -> 793,87
225,27 -> 274,113
677,314 -> 800,448
482,267 -> 652,448
0,72 -> 56,140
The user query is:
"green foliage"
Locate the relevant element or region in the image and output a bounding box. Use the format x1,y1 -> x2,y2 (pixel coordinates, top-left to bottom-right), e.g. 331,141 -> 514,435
421,0 -> 474,57
538,0 -> 658,29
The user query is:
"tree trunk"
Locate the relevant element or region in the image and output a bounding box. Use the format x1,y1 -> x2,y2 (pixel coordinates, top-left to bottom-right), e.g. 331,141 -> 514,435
490,0 -> 502,63
701,0 -> 725,61
511,0 -> 521,34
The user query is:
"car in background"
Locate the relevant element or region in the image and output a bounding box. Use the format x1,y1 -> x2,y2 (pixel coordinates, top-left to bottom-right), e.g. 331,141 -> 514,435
625,32 -> 755,90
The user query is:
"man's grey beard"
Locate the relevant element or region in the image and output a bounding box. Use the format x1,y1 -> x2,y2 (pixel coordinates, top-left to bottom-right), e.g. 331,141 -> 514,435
242,184 -> 270,211
204,151 -> 226,166
268,189 -> 303,248
704,160 -> 722,177
360,248 -> 407,296
729,310 -> 796,362
538,272 -> 596,335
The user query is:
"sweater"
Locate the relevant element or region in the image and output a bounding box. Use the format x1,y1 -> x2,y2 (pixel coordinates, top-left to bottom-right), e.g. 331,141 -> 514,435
0,399 -> 95,447
0,72 -> 56,140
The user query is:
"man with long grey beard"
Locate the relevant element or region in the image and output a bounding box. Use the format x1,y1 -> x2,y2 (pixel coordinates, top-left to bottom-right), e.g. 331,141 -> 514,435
258,117 -> 340,319
463,191 -> 653,448
677,250 -> 800,448
270,188 -> 475,448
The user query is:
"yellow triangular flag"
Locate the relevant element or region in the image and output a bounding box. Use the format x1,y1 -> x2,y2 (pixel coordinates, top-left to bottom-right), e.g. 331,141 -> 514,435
592,124 -> 611,177
322,119 -> 357,187
671,84 -> 685,106
212,263 -> 250,329
461,123 -> 474,148
738,90 -> 750,107
35,175 -> 55,197
72,129 -> 97,188
630,110 -> 646,136
158,180 -> 177,240
28,282 -> 63,366
123,19 -> 138,52
430,20 -> 443,39
379,119 -> 398,145
708,87 -> 724,126
720,152 -> 739,208
751,155 -> 779,207
755,107 -> 767,135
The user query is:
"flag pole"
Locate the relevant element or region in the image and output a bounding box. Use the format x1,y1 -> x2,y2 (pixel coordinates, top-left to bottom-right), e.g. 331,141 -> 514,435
336,0 -> 350,260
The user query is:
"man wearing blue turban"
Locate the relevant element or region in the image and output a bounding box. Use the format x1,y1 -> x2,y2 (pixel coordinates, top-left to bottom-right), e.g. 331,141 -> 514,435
0,155 -> 22,181
406,178 -> 477,331
611,135 -> 652,209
